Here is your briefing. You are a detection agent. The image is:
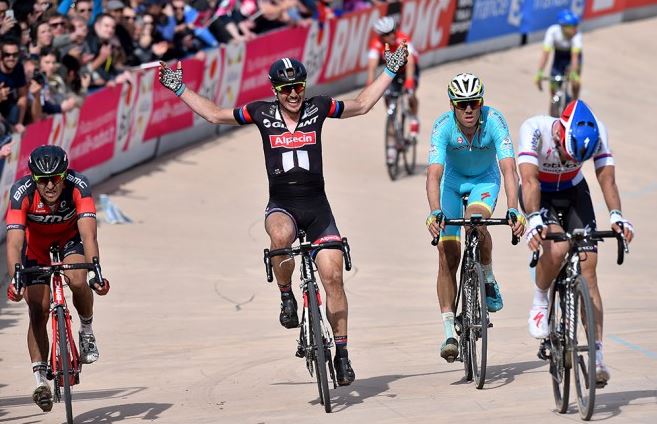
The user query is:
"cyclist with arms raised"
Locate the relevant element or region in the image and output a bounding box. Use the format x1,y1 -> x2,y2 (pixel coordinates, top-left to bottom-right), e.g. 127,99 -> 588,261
426,73 -> 525,362
535,9 -> 582,107
519,100 -> 634,386
6,145 -> 110,412
158,44 -> 408,385
367,16 -> 420,139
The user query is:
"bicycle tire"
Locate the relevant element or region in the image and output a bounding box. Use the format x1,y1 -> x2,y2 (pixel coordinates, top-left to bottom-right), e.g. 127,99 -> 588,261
458,262 -> 473,381
468,262 -> 488,389
549,284 -> 570,413
56,307 -> 74,424
572,277 -> 597,421
385,106 -> 400,181
403,135 -> 417,175
307,282 -> 331,413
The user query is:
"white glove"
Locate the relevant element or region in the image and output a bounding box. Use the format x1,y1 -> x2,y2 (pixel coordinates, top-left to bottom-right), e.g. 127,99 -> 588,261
525,212 -> 544,244
610,210 -> 634,235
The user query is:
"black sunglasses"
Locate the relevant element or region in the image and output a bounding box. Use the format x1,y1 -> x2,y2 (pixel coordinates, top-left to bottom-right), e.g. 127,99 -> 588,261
452,98 -> 483,110
2,51 -> 19,58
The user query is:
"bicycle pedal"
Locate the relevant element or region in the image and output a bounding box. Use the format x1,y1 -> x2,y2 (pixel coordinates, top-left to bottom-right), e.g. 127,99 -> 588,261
488,322 -> 493,328
596,380 -> 608,389
295,346 -> 305,358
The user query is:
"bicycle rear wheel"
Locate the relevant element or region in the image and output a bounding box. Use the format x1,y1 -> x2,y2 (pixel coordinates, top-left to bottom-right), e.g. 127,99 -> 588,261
549,284 -> 570,413
403,135 -> 417,175
467,262 -> 488,389
56,307 -> 74,424
385,107 -> 401,181
572,277 -> 597,421
307,282 -> 331,413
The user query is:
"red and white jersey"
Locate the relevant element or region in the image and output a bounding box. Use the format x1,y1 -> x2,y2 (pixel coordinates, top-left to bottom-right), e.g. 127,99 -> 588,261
517,116 -> 613,192
368,31 -> 418,62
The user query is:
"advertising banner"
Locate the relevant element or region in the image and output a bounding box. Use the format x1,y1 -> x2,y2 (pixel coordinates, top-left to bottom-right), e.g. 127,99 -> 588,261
464,0 -> 522,42
521,0 -> 579,34
398,0 -> 454,53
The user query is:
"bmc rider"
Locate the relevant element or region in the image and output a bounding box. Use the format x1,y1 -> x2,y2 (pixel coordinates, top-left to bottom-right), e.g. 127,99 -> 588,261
519,99 -> 634,386
535,9 -> 582,107
426,73 -> 525,362
368,16 -> 420,138
6,145 -> 110,412
158,45 -> 408,386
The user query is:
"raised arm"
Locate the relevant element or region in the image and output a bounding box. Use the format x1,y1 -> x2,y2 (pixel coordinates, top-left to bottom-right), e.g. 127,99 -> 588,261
341,41 -> 408,118
159,61 -> 239,125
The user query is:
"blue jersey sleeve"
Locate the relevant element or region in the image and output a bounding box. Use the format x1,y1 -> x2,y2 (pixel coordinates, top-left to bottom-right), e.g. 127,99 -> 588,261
486,108 -> 515,161
428,113 -> 451,166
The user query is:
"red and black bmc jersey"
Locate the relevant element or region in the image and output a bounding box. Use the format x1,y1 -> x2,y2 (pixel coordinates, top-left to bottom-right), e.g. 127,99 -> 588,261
6,170 -> 96,263
233,96 -> 344,199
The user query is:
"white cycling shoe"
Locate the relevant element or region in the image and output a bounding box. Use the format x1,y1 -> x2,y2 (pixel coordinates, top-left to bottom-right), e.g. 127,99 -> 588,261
528,305 -> 549,339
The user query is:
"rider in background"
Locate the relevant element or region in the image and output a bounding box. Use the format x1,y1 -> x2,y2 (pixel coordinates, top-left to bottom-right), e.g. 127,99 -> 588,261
368,16 -> 420,138
535,10 -> 582,106
5,145 -> 110,412
519,100 -> 634,386
426,73 -> 525,363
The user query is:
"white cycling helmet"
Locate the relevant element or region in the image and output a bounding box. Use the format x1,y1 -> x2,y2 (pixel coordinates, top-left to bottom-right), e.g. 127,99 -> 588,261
374,16 -> 396,35
447,73 -> 484,101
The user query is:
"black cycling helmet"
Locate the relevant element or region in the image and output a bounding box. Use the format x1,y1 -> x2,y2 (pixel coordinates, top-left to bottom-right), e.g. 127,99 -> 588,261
28,145 -> 69,176
268,58 -> 307,85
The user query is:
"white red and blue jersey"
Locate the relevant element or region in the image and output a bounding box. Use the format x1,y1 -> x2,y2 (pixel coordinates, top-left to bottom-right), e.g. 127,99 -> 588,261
517,116 -> 613,192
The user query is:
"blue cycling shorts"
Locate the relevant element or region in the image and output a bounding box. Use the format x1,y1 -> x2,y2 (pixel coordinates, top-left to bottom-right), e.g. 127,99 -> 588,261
440,168 -> 500,241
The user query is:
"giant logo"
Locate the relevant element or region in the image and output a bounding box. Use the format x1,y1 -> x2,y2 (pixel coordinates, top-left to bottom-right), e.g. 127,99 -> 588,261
269,131 -> 317,149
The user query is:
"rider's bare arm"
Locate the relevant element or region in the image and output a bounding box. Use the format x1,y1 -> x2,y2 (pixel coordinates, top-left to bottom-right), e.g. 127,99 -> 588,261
179,88 -> 239,125
426,164 -> 444,212
499,157 -> 520,209
366,56 -> 378,86
6,229 -> 24,280
405,53 -> 415,83
595,165 -> 622,213
519,163 -> 541,214
78,217 -> 100,265
340,69 -> 394,118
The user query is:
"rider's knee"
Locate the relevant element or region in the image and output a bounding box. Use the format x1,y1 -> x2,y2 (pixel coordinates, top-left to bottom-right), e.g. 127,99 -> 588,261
28,305 -> 49,325
269,229 -> 294,249
439,241 -> 461,269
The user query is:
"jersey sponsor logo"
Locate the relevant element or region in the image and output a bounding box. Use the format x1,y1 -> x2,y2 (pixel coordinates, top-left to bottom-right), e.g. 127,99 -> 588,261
541,161 -> 579,170
66,173 -> 88,190
481,192 -> 491,200
269,131 -> 317,149
12,179 -> 33,202
501,137 -> 512,147
531,129 -> 541,150
301,104 -> 318,119
263,118 -> 285,129
457,137 -> 463,144
297,115 -> 318,128
27,208 -> 77,223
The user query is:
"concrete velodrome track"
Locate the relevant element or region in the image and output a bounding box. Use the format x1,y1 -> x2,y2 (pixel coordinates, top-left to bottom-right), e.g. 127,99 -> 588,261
1,17 -> 656,424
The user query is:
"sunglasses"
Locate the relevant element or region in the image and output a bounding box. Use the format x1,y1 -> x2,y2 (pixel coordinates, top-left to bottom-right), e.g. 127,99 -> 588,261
452,98 -> 483,110
173,6 -> 185,11
77,8 -> 92,13
274,82 -> 306,95
50,21 -> 66,27
33,172 -> 66,185
2,51 -> 19,58
123,15 -> 136,20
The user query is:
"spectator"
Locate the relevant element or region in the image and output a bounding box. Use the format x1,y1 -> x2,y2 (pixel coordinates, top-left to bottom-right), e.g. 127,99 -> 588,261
58,53 -> 91,98
0,38 -> 27,133
107,0 -> 138,65
84,13 -> 130,87
133,13 -> 170,63
18,21 -> 31,58
208,0 -> 250,43
58,0 -> 101,25
46,12 -> 69,38
0,0 -> 18,38
72,0 -> 94,24
170,0 -> 211,56
29,19 -> 54,56
29,48 -> 80,122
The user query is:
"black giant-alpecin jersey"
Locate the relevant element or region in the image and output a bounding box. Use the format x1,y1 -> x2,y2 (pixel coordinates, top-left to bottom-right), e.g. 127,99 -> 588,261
233,96 -> 344,199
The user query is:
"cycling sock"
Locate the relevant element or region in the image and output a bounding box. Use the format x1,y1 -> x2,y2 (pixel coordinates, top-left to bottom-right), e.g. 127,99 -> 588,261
482,263 -> 495,284
79,315 -> 93,334
278,283 -> 292,293
335,335 -> 348,358
533,286 -> 549,307
595,341 -> 604,363
32,361 -> 47,385
442,312 -> 455,340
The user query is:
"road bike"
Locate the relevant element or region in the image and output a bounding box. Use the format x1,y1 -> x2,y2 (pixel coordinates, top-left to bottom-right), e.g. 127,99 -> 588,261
530,226 -> 627,420
384,75 -> 417,181
431,195 -> 519,388
14,245 -> 104,424
263,231 -> 352,413
544,74 -> 572,117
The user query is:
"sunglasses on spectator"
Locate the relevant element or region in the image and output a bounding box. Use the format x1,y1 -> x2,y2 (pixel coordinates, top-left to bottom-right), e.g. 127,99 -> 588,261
2,51 -> 19,58
123,15 -> 136,21
274,82 -> 306,94
452,98 -> 483,110
173,6 -> 185,11
50,21 -> 66,27
77,8 -> 92,13
33,172 -> 66,185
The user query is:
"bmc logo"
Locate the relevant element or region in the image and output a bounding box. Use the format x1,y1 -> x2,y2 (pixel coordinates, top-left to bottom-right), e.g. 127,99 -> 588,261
269,131 -> 317,149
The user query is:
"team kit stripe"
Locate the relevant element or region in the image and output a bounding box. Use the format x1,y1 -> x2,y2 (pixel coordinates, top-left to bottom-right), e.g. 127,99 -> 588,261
241,105 -> 253,123
538,168 -> 581,183
519,151 -> 538,157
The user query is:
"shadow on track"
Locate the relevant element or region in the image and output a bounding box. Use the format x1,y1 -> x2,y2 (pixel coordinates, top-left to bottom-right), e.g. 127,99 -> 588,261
74,402 -> 173,423
481,360 -> 545,389
589,389 -> 657,421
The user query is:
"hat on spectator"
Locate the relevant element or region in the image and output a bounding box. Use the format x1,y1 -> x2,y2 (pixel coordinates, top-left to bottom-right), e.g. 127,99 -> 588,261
107,0 -> 125,10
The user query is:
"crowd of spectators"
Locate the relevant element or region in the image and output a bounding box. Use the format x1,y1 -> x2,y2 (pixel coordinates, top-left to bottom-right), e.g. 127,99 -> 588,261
0,0 -> 396,146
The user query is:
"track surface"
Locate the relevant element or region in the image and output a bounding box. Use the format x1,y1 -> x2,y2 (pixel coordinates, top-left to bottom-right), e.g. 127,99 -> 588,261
1,18 -> 656,424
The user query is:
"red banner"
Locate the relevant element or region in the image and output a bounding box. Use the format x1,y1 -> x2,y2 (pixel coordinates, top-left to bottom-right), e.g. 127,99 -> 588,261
583,0 -> 626,18
15,117 -> 54,179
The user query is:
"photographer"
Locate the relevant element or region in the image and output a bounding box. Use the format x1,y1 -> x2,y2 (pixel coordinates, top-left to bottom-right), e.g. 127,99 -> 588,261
29,48 -> 79,122
0,38 -> 27,133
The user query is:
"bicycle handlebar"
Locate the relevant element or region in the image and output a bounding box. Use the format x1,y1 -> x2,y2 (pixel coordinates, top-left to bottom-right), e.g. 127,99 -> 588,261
430,216 -> 518,246
13,257 -> 105,293
529,227 -> 628,268
263,238 -> 352,283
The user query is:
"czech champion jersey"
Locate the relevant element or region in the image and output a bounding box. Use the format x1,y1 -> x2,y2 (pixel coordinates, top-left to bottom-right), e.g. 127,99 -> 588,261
368,31 -> 419,63
517,115 -> 613,192
5,170 -> 96,261
543,24 -> 582,53
233,96 -> 344,199
428,106 -> 515,177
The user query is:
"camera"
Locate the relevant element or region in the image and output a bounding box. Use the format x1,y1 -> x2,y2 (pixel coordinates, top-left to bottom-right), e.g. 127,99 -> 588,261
33,71 -> 47,86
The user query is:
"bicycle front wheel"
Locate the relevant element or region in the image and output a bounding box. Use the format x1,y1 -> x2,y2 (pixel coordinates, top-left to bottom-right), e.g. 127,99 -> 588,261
467,262 -> 488,389
385,109 -> 400,181
549,284 -> 570,413
307,282 -> 331,413
56,307 -> 74,424
572,277 -> 597,421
